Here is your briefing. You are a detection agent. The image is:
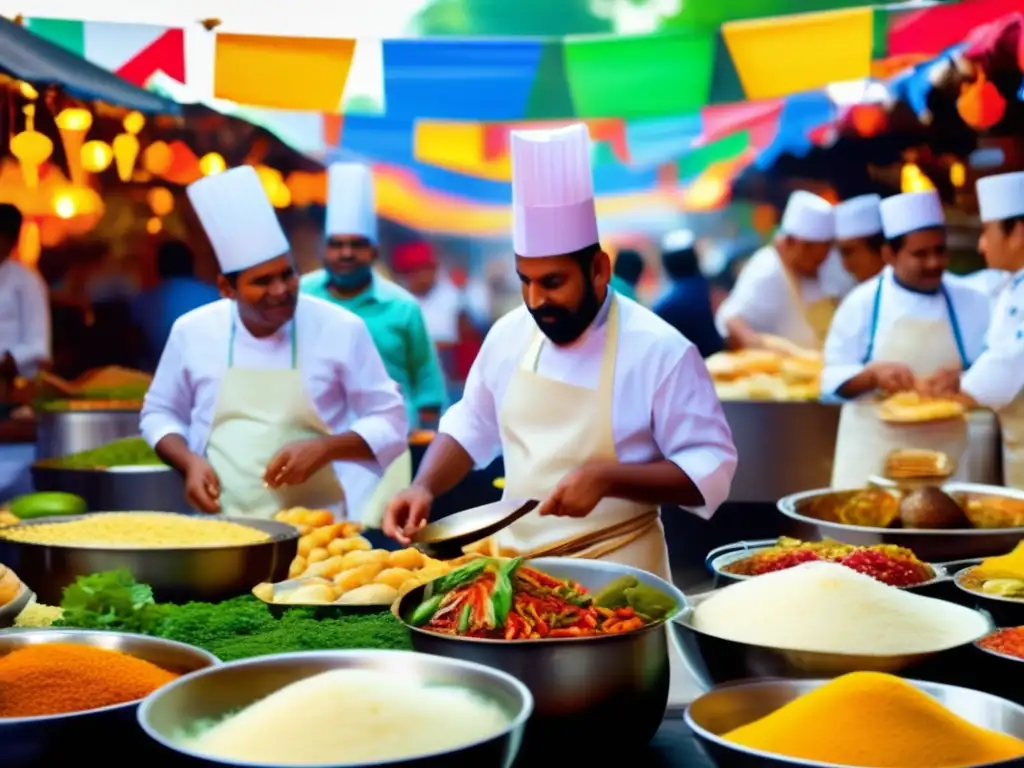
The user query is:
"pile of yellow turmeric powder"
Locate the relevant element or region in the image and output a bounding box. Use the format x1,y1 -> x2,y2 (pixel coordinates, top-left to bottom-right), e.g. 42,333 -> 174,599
724,672 -> 1024,768
0,642 -> 178,718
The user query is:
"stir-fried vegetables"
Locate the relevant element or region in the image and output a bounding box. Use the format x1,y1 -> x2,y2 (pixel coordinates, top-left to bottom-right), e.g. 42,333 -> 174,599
409,559 -> 676,640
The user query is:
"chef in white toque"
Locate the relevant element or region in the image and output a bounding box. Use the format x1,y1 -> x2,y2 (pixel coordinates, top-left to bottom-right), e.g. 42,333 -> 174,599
823,190 -> 991,488
834,194 -> 886,284
140,166 -> 408,519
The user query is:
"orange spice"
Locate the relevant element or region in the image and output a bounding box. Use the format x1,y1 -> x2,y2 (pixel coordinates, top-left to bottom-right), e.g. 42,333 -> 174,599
0,643 -> 178,718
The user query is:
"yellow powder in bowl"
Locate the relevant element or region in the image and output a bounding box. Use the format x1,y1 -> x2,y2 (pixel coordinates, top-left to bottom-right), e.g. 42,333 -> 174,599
724,672 -> 1024,768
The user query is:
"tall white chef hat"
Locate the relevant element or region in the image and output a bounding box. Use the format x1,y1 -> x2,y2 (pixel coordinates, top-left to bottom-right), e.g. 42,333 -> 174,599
835,194 -> 883,240
187,166 -> 289,274
976,171 -> 1024,223
879,191 -> 945,239
661,229 -> 695,253
780,191 -> 835,243
325,162 -> 377,243
511,123 -> 598,257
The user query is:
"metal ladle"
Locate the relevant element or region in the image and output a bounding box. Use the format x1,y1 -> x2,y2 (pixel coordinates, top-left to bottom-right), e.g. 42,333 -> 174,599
411,498 -> 539,560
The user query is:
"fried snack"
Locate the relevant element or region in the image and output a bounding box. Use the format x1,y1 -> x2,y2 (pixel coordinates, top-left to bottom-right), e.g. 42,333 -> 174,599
878,391 -> 965,423
962,496 -> 1024,529
0,564 -> 21,606
836,489 -> 901,528
885,449 -> 954,480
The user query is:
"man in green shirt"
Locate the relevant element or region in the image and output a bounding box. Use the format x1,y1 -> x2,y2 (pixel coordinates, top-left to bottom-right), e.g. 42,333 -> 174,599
301,163 -> 447,429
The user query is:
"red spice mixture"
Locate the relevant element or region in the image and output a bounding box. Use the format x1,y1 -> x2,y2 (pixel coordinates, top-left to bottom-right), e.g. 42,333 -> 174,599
979,627 -> 1024,660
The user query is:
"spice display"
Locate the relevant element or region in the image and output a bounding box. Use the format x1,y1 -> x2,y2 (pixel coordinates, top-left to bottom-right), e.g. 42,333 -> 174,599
184,669 -> 510,765
54,571 -> 412,660
978,627 -> 1024,660
0,642 -> 178,718
37,436 -> 163,469
723,538 -> 933,587
724,672 -> 1024,767
694,562 -> 989,655
412,559 -> 676,639
958,542 -> 1024,599
0,563 -> 21,606
0,512 -> 269,548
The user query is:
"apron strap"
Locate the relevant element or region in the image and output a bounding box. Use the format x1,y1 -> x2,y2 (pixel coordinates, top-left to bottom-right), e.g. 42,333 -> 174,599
863,279 -> 970,369
228,312 -> 299,369
940,284 -> 970,369
863,277 -> 885,364
781,259 -> 829,345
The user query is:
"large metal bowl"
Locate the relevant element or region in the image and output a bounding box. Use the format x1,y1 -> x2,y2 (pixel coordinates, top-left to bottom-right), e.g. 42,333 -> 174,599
671,589 -> 992,689
685,677 -> 1024,768
393,557 -> 687,756
777,484 -> 1024,561
138,649 -> 532,768
0,628 -> 218,767
31,463 -> 190,513
0,514 -> 298,604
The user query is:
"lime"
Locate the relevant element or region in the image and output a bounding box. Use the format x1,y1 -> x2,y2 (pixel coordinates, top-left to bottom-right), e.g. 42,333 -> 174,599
10,492 -> 88,520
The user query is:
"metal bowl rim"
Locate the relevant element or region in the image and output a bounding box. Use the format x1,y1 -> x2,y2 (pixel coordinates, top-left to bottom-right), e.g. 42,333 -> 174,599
684,676 -> 1024,768
396,556 -> 687,645
708,545 -> 947,588
32,461 -> 172,474
671,593 -> 995,658
0,628 -> 219,725
778,486 -> 1024,537
0,513 -> 299,551
136,648 -> 534,768
974,638 -> 1024,664
953,567 -> 1024,606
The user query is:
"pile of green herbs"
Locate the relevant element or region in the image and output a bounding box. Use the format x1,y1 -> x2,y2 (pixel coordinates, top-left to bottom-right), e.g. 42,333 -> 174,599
54,570 -> 412,661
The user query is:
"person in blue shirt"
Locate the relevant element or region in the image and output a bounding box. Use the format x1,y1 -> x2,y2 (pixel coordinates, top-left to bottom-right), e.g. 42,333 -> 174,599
132,240 -> 220,369
610,248 -> 644,301
652,230 -> 723,358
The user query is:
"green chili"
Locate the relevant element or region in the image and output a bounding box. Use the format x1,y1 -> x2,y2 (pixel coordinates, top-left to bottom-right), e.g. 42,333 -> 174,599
457,603 -> 472,633
431,558 -> 490,594
491,557 -> 522,627
409,594 -> 444,626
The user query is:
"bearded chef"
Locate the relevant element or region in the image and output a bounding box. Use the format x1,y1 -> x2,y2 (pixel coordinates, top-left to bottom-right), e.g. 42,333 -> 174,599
384,122 -> 737,585
716,191 -> 838,352
822,190 -> 991,488
140,166 -> 408,518
834,194 -> 886,284
934,172 -> 1024,488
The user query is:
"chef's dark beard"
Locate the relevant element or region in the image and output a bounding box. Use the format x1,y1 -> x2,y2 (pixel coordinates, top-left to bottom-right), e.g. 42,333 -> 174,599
528,281 -> 602,346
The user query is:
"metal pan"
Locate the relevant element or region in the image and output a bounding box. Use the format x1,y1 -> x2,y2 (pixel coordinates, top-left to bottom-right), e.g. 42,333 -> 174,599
777,484 -> 1024,561
704,538 -> 978,591
412,498 -> 539,559
953,566 -> 1024,627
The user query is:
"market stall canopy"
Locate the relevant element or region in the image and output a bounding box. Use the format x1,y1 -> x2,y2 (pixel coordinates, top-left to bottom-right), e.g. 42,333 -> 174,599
0,17 -> 180,114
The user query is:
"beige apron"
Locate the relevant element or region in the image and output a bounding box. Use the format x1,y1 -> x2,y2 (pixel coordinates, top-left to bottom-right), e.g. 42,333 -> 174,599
206,317 -> 346,519
831,281 -> 971,489
781,262 -> 837,350
361,449 -> 412,527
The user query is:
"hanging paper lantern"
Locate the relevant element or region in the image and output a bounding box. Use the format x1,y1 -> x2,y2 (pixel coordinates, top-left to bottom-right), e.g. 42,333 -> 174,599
123,111 -> 146,135
286,171 -> 327,207
901,163 -> 936,193
17,81 -> 38,101
55,108 -> 93,186
142,141 -> 173,176
199,152 -> 226,176
147,187 -> 175,217
950,161 -> 967,188
957,71 -> 1006,130
10,105 -> 53,189
81,140 -> 113,173
849,104 -> 888,138
110,111 -> 146,182
255,166 -> 291,209
162,142 -> 202,186
16,221 -> 41,267
146,217 -> 163,235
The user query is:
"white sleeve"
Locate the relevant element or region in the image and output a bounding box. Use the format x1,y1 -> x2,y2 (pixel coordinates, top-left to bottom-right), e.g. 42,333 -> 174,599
821,290 -> 872,396
714,262 -> 783,337
341,320 -> 410,472
654,346 -> 738,520
8,270 -> 50,377
962,331 -> 1024,410
437,326 -> 503,468
139,324 -> 192,448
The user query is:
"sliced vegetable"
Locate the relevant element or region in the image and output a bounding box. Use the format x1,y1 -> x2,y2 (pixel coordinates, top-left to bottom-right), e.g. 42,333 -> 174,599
431,557 -> 490,595
491,557 -> 521,627
623,582 -> 677,621
593,575 -> 638,610
457,603 -> 472,633
409,594 -> 443,626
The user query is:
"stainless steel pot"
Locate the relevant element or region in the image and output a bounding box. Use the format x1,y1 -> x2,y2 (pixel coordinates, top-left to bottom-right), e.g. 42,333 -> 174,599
685,677 -> 1024,768
0,629 -> 218,768
30,464 -> 189,513
0,514 -> 298,604
35,409 -> 141,461
777,484 -> 1024,561
137,650 -> 532,768
393,557 -> 687,756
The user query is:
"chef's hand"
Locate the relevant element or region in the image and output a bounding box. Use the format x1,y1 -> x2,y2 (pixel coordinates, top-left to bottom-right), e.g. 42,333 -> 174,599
867,361 -> 915,394
917,368 -> 961,398
382,486 -> 433,545
184,456 -> 220,514
537,465 -> 609,518
264,438 -> 331,488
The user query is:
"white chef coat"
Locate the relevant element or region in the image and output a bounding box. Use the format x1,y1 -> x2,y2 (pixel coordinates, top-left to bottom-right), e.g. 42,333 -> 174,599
417,274 -> 462,345
438,293 -> 738,519
961,269 -> 1024,409
139,296 -> 409,512
821,267 -> 991,395
715,244 -> 835,343
0,259 -> 50,378
947,269 -> 1010,302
